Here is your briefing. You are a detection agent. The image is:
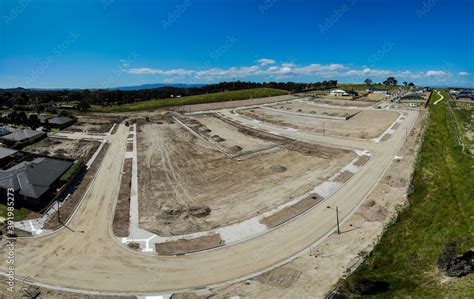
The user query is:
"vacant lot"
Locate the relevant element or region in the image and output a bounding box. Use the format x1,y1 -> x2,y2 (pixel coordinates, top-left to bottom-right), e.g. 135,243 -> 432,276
64,115 -> 120,134
269,101 -> 358,119
356,93 -> 388,102
241,107 -> 399,139
179,114 -> 277,155
137,121 -> 355,236
24,138 -> 101,162
316,97 -> 375,107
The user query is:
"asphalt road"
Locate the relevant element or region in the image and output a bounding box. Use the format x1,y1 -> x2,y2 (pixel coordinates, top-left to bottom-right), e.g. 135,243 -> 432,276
0,108 -> 418,296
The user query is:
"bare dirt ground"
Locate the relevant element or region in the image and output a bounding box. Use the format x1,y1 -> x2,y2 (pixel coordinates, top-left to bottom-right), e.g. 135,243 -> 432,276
156,234 -> 224,255
205,111 -> 427,299
172,94 -> 295,113
356,93 -> 388,102
179,114 -> 277,155
137,121 -> 355,236
113,158 -> 131,237
241,107 -> 399,139
316,97 -> 375,107
260,194 -> 323,228
64,115 -> 122,134
268,102 -> 358,119
24,137 -> 101,162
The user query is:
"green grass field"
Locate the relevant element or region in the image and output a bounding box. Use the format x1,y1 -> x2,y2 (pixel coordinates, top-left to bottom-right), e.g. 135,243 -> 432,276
91,88 -> 288,113
450,102 -> 473,149
339,90 -> 474,297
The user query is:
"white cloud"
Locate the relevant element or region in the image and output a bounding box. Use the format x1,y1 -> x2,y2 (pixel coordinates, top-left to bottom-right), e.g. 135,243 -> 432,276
257,58 -> 276,66
426,70 -> 450,78
126,62 -> 464,84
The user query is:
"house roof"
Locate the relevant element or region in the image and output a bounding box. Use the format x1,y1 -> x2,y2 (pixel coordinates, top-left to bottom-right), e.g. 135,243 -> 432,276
0,158 -> 73,199
0,127 -> 12,137
1,129 -> 45,142
48,116 -> 74,125
0,147 -> 17,160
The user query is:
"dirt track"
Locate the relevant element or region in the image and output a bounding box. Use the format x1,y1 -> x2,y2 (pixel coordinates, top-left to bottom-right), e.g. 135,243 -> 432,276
0,106 -> 419,295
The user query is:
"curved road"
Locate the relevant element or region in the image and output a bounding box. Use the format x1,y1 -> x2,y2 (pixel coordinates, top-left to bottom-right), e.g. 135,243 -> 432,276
1,108 -> 418,295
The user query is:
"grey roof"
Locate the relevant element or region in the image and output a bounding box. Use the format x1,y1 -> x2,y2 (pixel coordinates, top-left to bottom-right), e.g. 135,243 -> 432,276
48,116 -> 74,125
0,157 -> 73,199
1,129 -> 45,142
0,127 -> 12,137
0,147 -> 17,160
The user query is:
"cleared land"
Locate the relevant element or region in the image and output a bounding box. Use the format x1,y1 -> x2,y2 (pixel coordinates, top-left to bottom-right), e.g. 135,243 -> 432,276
24,137 -> 101,162
356,93 -> 388,102
315,97 -> 375,107
179,114 -> 277,155
64,114 -> 120,134
241,107 -> 399,139
269,101 -> 359,119
91,88 -> 288,113
156,234 -> 223,255
340,91 -> 474,297
137,121 -> 355,236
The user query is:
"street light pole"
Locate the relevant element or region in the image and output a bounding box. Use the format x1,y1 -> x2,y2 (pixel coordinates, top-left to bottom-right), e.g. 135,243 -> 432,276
327,205 -> 340,234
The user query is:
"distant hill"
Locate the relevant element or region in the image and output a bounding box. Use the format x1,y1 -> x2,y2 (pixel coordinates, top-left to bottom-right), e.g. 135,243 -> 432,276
108,83 -> 206,91
0,83 -> 206,92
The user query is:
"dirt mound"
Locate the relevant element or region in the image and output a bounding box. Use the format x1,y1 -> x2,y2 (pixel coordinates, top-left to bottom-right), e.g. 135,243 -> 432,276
230,145 -> 243,153
162,206 -> 211,219
271,165 -> 287,173
188,206 -> 211,218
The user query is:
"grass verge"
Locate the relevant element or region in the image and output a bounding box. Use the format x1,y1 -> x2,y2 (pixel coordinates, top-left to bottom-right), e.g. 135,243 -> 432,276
338,90 -> 474,297
91,88 -> 288,113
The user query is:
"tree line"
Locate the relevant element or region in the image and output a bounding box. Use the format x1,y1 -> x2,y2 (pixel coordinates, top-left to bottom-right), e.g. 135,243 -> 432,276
0,80 -> 337,111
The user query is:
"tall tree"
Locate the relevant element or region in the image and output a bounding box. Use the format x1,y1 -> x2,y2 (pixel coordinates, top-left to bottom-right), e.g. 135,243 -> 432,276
364,78 -> 372,88
383,77 -> 398,86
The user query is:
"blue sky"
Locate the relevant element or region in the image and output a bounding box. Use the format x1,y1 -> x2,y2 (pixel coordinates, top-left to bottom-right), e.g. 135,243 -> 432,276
0,0 -> 473,88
